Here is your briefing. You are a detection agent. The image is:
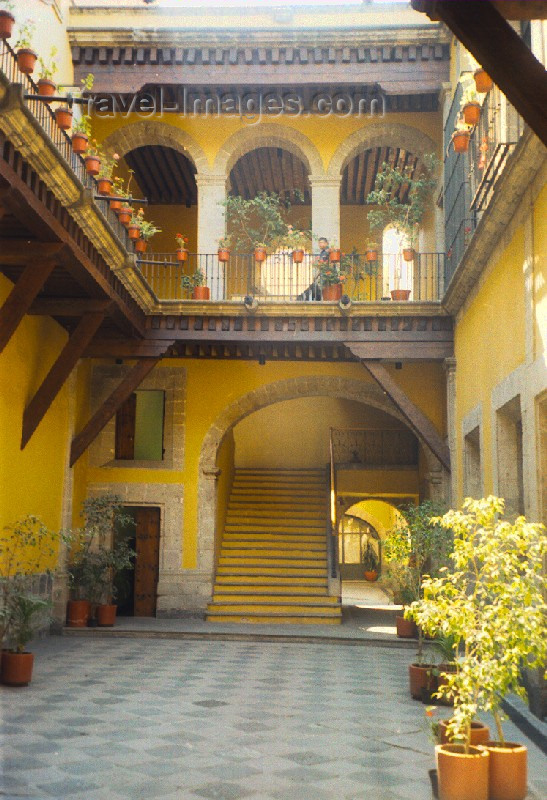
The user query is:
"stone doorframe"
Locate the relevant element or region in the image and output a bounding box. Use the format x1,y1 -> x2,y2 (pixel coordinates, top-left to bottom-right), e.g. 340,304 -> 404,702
197,375 -> 448,597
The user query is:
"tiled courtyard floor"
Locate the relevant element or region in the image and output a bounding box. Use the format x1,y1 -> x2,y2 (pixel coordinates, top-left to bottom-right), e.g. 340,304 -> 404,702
1,635 -> 545,800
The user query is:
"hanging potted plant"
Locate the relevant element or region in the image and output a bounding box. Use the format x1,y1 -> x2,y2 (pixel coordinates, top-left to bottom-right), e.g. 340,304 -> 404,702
452,119 -> 473,155
136,219 -> 162,254
254,242 -> 268,262
54,98 -> 73,132
367,152 -> 438,269
284,225 -> 311,263
0,1 -> 15,39
474,67 -> 493,94
329,242 -> 341,263
182,267 -> 210,301
96,152 -> 119,196
127,207 -> 144,241
362,543 -> 379,582
0,516 -> 66,685
71,115 -> 90,155
83,139 -> 102,176
15,20 -> 37,75
408,497 -> 546,800
36,46 -> 58,100
364,240 -> 379,263
118,201 -> 132,226
217,236 -> 231,262
107,176 -> 125,212
460,87 -> 481,127
175,232 -> 189,261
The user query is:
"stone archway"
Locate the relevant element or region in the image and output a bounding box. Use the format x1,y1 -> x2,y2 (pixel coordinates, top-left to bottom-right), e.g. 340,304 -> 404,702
327,122 -> 438,177
100,120 -> 210,175
213,123 -> 324,177
196,375 -> 447,592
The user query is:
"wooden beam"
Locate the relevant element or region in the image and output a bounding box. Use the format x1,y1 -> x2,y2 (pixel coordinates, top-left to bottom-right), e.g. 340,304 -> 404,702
421,1 -> 547,146
348,352 -> 451,471
0,257 -> 60,355
0,241 -> 65,266
28,298 -> 112,316
21,311 -> 106,449
69,355 -> 168,466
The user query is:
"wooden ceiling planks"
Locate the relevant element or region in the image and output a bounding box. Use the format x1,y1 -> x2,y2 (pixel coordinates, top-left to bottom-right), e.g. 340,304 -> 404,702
124,145 -> 197,205
341,145 -> 419,205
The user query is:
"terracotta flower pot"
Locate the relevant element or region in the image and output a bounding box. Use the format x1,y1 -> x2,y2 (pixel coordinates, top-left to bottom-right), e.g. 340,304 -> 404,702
409,663 -> 435,700
463,101 -> 481,126
127,225 -> 140,240
485,742 -> 527,800
292,249 -> 304,263
118,206 -> 132,225
396,615 -> 417,638
109,198 -> 121,212
436,744 -> 489,800
439,720 -> 490,746
402,248 -> 415,262
329,248 -> 341,263
322,283 -> 343,301
97,604 -> 117,627
135,238 -> 147,253
365,249 -> 378,262
0,10 -> 15,39
67,599 -> 90,627
218,248 -> 230,262
364,570 -> 378,582
254,246 -> 267,262
193,286 -> 210,301
84,155 -> 101,176
1,651 -> 34,686
391,289 -> 411,301
16,48 -> 38,75
72,132 -> 88,154
452,131 -> 471,154
37,78 -> 56,100
474,68 -> 493,93
176,248 -> 188,262
54,106 -> 73,131
97,178 -> 112,196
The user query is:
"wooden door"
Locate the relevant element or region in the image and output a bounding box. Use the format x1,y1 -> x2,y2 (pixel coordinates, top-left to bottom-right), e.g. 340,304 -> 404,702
134,507 -> 160,617
115,393 -> 136,459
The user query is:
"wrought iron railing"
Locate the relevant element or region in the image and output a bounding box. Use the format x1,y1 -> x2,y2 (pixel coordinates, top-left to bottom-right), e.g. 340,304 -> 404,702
136,251 -> 445,303
328,429 -> 339,582
331,427 -> 419,467
0,40 -> 130,251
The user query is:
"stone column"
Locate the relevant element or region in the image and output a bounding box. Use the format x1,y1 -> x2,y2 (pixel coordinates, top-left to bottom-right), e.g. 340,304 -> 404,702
198,466 -> 221,590
196,174 -> 227,300
309,175 -> 341,248
444,357 -> 458,505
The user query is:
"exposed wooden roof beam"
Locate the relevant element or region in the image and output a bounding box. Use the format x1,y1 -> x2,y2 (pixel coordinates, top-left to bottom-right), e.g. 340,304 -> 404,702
27,298 -> 113,316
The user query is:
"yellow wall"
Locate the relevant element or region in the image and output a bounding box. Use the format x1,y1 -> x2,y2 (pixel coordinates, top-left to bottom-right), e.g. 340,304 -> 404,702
533,183 -> 547,361
0,275 -> 70,566
234,397 -> 405,469
454,224 -> 526,499
337,469 -> 419,500
13,0 -> 73,86
74,358 -> 446,570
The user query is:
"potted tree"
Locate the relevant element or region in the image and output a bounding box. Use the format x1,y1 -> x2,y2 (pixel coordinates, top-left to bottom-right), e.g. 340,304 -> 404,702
222,191 -> 295,259
0,515 -> 66,685
384,501 -> 451,698
367,153 -> 438,267
182,268 -> 210,301
408,497 -> 546,800
96,533 -> 135,627
175,232 -> 189,262
136,219 -> 162,254
0,1 -> 15,39
37,46 -> 58,100
15,20 -> 37,74
362,543 -> 379,582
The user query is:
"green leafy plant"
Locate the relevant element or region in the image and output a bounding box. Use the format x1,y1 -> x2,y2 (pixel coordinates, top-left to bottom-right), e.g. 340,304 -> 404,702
98,152 -> 119,180
72,114 -> 92,137
15,19 -> 35,50
222,191 -> 295,253
182,268 -> 206,290
218,236 -> 231,250
282,224 -> 311,251
407,496 -> 547,749
80,73 -> 94,92
38,46 -> 58,81
129,207 -> 145,227
362,544 -> 379,572
5,593 -> 51,653
140,220 -> 162,241
366,153 -> 438,249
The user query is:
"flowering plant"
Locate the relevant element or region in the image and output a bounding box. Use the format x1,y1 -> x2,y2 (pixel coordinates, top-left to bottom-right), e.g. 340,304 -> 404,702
175,233 -> 189,250
182,268 -> 206,290
98,152 -> 119,180
129,207 -> 145,227
318,259 -> 347,287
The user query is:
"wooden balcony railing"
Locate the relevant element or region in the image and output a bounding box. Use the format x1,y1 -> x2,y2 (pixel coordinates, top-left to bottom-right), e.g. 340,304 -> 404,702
136,251 -> 446,304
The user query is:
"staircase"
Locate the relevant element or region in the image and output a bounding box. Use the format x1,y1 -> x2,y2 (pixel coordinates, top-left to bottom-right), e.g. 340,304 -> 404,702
207,469 -> 341,624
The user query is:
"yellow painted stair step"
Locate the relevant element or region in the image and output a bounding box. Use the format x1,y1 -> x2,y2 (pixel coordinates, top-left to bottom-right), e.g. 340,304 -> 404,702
206,614 -> 341,625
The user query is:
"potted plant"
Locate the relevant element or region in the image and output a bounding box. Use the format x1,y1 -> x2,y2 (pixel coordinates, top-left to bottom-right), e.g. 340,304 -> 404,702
127,207 -> 144,241
117,201 -> 132,226
329,241 -> 341,263
15,20 -> 37,74
136,219 -> 162,254
84,139 -> 102,176
175,232 -> 189,262
71,114 -> 91,154
108,176 -> 125,212
36,46 -> 58,100
0,516 -> 66,685
384,501 -> 451,697
222,191 -> 295,258
452,119 -> 473,155
218,236 -> 230,262
461,86 -> 481,127
0,0 -> 15,39
182,267 -> 210,301
367,152 -> 438,266
362,543 -> 379,582
96,535 -> 135,627
385,560 -> 417,638
96,152 -> 119,196
474,67 -> 493,94
284,225 -> 311,263
364,240 -> 379,262
408,497 -> 546,800
254,242 -> 268,262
